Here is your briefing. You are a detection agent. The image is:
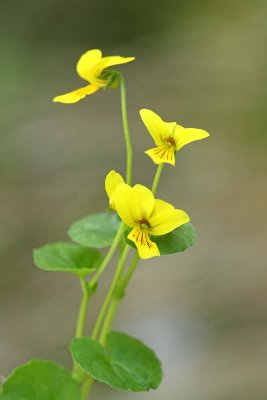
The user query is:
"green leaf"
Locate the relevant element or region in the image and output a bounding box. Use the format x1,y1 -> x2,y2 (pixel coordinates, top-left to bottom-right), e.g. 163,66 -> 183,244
68,212 -> 120,248
125,222 -> 196,255
70,332 -> 162,392
0,360 -> 80,400
33,242 -> 103,276
153,222 -> 196,254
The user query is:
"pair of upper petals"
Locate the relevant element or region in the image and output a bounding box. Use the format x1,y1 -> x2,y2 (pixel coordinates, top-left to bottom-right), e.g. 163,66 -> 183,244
53,49 -> 135,104
140,109 -> 210,165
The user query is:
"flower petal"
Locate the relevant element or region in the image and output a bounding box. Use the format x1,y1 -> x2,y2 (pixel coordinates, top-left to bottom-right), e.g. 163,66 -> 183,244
149,209 -> 190,236
128,226 -> 160,259
113,184 -> 155,227
53,84 -> 100,104
131,184 -> 155,222
76,49 -> 102,81
173,126 -> 210,151
139,109 -> 176,146
145,146 -> 176,166
96,55 -> 135,72
105,170 -> 125,198
105,170 -> 125,210
152,199 -> 174,215
112,184 -> 136,227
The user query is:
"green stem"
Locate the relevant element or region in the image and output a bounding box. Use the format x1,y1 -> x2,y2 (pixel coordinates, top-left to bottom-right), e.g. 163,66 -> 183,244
118,72 -> 133,185
91,245 -> 131,340
79,73 -> 133,399
72,278 -> 90,379
81,246 -> 131,399
89,221 -> 125,290
98,296 -> 120,344
118,252 -> 140,294
80,112 -> 165,398
82,164 -> 165,396
98,252 -> 140,345
151,163 -> 164,194
81,378 -> 93,400
72,222 -> 125,382
75,279 -> 90,338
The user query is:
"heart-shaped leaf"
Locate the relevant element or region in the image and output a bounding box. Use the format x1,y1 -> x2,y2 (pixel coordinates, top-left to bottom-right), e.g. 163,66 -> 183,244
33,242 -> 102,276
70,332 -> 162,392
68,212 -> 120,248
0,360 -> 80,400
125,222 -> 196,255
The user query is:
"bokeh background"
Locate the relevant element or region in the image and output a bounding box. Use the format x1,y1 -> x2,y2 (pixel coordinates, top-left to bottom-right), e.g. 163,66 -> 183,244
1,0 -> 267,398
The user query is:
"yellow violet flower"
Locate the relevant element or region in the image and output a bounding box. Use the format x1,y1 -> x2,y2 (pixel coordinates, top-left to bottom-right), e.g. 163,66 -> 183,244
140,109 -> 210,165
105,170 -> 125,210
112,183 -> 190,259
53,49 -> 135,104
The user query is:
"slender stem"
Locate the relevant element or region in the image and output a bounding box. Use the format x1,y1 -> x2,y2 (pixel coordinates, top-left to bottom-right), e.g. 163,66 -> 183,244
118,72 -> 133,185
81,245 -> 131,399
98,252 -> 140,345
79,74 -> 133,400
82,164 -> 166,396
119,252 -> 140,294
72,278 -> 90,379
151,163 -> 164,194
91,245 -> 130,340
72,222 -> 125,382
98,297 -> 120,344
75,279 -> 90,338
89,221 -> 125,290
81,378 -> 93,400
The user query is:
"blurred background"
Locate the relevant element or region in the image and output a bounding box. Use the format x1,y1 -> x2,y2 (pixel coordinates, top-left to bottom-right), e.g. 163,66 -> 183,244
0,0 -> 267,398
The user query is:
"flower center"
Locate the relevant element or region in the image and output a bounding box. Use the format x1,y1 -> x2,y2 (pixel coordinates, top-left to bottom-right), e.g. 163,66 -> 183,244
138,219 -> 149,230
164,137 -> 176,148
99,70 -> 118,88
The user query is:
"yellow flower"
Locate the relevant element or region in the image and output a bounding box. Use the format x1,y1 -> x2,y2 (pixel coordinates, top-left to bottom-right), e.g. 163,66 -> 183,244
105,170 -> 125,210
113,183 -> 190,259
140,109 -> 210,165
53,49 -> 135,104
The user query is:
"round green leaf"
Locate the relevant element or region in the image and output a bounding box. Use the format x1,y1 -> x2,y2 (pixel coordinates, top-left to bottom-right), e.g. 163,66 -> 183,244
70,332 -> 162,392
68,212 -> 120,248
124,222 -> 196,255
0,360 -> 80,400
33,242 -> 103,276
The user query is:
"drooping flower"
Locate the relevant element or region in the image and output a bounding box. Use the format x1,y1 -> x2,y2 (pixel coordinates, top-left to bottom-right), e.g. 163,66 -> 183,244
140,109 -> 209,166
105,170 -> 125,210
53,49 -> 135,104
112,183 -> 190,259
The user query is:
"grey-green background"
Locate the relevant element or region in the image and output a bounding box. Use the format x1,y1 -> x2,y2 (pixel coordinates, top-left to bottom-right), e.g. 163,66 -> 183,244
0,1 -> 266,398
